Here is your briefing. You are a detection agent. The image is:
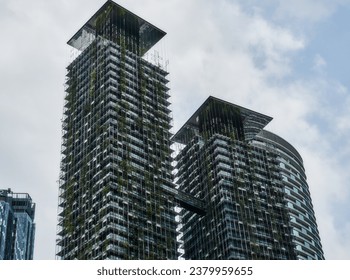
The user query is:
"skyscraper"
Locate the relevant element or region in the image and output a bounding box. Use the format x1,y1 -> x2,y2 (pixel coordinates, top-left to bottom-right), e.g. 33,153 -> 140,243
56,1 -> 177,259
173,96 -> 324,260
0,189 -> 36,260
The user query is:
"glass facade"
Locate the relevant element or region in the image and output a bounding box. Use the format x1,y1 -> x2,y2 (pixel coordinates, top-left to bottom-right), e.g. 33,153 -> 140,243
56,1 -> 177,259
173,96 -> 324,260
13,213 -> 36,260
0,201 -> 13,260
0,189 -> 36,260
253,131 -> 324,259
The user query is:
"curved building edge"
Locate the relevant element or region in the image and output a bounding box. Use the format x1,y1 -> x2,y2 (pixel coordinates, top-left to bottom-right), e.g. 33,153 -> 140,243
253,130 -> 325,260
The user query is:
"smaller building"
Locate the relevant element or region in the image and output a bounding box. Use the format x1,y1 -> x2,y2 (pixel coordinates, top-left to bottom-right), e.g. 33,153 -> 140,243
0,189 -> 36,260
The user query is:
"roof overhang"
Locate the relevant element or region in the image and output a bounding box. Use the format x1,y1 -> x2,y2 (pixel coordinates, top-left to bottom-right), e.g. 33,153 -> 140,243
173,96 -> 273,144
67,0 -> 166,55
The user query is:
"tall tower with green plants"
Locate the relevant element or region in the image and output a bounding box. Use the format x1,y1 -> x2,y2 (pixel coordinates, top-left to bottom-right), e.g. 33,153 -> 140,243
56,1 -> 177,259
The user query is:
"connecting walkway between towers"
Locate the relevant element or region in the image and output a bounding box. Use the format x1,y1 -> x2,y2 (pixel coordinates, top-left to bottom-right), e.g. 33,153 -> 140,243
160,185 -> 206,215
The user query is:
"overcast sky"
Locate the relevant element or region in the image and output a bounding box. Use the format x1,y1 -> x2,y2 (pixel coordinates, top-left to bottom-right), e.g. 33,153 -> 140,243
1,0 -> 350,260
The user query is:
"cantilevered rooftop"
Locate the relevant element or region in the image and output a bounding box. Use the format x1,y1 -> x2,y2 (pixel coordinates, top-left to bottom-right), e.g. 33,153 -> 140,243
173,96 -> 273,145
67,0 -> 166,55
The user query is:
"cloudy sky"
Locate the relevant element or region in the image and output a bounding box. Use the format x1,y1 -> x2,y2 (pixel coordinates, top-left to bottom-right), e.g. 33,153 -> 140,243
1,0 -> 349,260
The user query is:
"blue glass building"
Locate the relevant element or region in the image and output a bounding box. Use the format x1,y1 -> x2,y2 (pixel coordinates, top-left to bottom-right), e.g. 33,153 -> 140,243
0,189 -> 36,260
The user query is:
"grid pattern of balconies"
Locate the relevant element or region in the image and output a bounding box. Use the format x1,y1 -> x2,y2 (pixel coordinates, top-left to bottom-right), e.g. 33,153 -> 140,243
173,97 -> 324,260
176,135 -> 296,259
57,2 -> 177,259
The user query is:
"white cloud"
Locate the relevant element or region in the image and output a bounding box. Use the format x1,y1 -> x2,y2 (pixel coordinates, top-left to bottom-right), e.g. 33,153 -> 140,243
240,0 -> 349,23
273,0 -> 337,22
313,54 -> 327,72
